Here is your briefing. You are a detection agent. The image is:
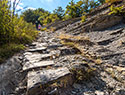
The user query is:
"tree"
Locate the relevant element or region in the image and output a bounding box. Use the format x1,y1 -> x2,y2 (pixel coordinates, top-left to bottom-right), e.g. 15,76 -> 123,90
64,0 -> 80,19
22,9 -> 36,24
22,8 -> 50,24
53,6 -> 64,19
80,0 -> 100,13
42,14 -> 59,25
75,0 -> 84,16
63,0 -> 102,20
98,0 -> 105,4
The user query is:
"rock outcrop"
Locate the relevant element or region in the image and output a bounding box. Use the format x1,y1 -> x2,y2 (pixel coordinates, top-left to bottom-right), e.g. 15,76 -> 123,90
0,1 -> 125,95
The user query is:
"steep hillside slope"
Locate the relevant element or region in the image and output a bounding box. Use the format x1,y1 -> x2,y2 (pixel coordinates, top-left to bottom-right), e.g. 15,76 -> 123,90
0,1 -> 125,95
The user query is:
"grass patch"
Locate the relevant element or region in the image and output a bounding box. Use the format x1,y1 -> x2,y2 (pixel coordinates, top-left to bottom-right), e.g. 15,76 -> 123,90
0,43 -> 25,63
70,64 -> 96,82
41,27 -> 47,31
59,34 -> 102,65
58,34 -> 89,41
46,27 -> 56,32
58,34 -> 95,46
59,34 -> 102,82
50,27 -> 56,32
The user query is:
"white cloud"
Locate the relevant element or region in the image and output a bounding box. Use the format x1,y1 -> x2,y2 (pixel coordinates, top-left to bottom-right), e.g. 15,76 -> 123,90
19,2 -> 24,6
27,7 -> 36,10
16,5 -> 23,10
40,0 -> 54,3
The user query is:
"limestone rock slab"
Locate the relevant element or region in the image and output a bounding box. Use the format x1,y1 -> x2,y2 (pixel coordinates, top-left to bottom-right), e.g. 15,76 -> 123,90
25,53 -> 52,63
27,68 -> 70,95
27,47 -> 47,52
23,61 -> 54,71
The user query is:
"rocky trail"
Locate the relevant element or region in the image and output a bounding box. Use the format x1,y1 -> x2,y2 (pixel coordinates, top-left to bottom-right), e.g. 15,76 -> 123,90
1,23 -> 125,95
0,2 -> 125,95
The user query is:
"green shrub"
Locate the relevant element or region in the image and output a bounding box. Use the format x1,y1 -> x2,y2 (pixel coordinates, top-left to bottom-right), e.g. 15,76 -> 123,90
108,5 -> 125,15
0,0 -> 39,63
0,0 -> 13,44
13,16 -> 39,44
0,44 -> 25,63
81,15 -> 86,23
105,0 -> 122,4
41,27 -> 47,31
71,66 -> 96,82
0,0 -> 38,45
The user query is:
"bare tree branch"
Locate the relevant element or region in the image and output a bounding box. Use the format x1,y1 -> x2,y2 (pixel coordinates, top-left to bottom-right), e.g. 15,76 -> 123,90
15,0 -> 21,8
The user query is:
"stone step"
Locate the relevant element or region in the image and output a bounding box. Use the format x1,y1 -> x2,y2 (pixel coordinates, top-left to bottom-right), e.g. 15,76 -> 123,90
27,47 -> 47,52
31,42 -> 48,47
30,42 -> 39,46
23,61 -> 55,71
47,44 -> 63,50
24,53 -> 53,63
59,47 -> 81,56
27,67 -> 71,95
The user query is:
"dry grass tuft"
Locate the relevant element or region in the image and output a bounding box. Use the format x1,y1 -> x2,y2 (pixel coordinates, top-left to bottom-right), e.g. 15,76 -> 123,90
45,27 -> 56,32
50,27 -> 56,32
58,34 -> 103,82
41,27 -> 47,31
58,34 -> 89,41
59,34 -> 102,65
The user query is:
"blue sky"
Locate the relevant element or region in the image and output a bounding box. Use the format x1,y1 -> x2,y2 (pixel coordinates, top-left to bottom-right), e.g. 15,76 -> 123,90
17,0 -> 80,13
